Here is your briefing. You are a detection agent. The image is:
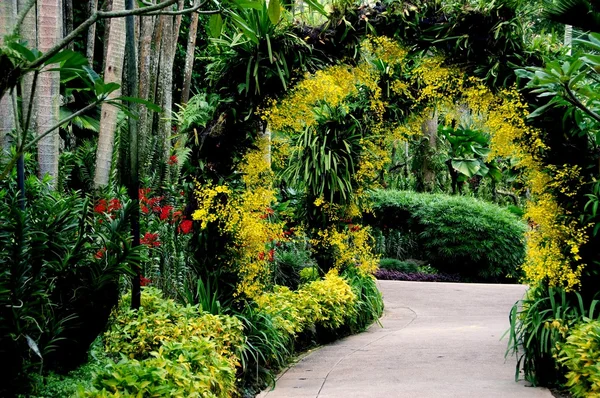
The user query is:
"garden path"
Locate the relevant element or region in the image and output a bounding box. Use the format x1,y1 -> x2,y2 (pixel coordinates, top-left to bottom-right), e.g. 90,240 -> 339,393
258,281 -> 553,398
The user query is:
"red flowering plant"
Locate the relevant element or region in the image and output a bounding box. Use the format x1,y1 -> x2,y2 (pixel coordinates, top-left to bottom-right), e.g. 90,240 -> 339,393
136,183 -> 194,298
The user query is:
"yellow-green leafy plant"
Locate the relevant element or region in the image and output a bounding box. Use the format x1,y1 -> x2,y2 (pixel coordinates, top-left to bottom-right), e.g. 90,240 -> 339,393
559,319 -> 600,397
104,287 -> 244,369
255,271 -> 357,336
80,338 -> 236,398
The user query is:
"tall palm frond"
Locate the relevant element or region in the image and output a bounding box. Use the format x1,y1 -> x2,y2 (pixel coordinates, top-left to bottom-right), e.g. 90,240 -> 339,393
544,0 -> 600,32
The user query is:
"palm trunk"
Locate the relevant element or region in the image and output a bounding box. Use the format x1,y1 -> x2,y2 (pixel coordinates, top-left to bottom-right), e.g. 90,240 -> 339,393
181,9 -> 198,104
0,0 -> 17,153
94,0 -> 126,188
564,25 -> 573,56
18,0 -> 37,140
157,14 -> 174,170
86,0 -> 97,65
36,0 -> 63,187
63,0 -> 73,50
137,12 -> 155,168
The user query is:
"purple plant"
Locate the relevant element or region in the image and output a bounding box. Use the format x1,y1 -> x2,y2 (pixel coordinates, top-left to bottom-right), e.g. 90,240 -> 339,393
375,269 -> 461,283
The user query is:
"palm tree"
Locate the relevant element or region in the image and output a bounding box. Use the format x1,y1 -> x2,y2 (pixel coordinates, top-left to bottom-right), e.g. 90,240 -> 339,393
0,0 -> 17,153
94,0 -> 126,188
36,0 -> 63,186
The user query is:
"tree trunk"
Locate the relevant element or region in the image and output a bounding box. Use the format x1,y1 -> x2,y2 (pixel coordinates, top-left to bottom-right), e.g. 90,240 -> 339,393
36,0 -> 63,186
419,111 -> 438,192
124,0 -> 141,309
86,0 -> 97,65
564,24 -> 573,56
0,0 -> 17,153
63,0 -> 73,50
18,0 -> 37,140
157,14 -> 174,171
94,0 -> 126,188
181,9 -> 198,104
137,12 -> 156,169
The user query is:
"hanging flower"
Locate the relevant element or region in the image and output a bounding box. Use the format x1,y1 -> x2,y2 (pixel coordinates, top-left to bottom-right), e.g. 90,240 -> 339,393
178,220 -> 193,234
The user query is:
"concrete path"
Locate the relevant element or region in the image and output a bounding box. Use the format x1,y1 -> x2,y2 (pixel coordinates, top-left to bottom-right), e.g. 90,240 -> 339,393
259,281 -> 552,398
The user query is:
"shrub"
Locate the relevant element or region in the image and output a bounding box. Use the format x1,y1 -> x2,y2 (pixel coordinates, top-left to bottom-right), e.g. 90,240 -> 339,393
342,267 -> 384,332
559,319 -> 600,397
379,258 -> 419,273
368,190 -> 527,281
255,271 -> 357,336
81,338 -> 236,398
104,288 -> 243,367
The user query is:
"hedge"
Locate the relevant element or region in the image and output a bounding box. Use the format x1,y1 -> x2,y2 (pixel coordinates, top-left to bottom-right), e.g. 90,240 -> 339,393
366,190 -> 527,281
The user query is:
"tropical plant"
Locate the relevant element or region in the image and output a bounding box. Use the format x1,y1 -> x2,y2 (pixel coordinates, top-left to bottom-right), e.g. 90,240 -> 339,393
0,177 -> 141,395
507,286 -> 600,387
559,317 -> 600,397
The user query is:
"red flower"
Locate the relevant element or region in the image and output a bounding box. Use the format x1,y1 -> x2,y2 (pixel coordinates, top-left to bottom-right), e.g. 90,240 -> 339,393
268,249 -> 275,262
141,205 -> 149,214
259,214 -> 268,220
180,191 -> 185,196
265,207 -> 274,215
139,188 -> 151,203
349,224 -> 361,232
160,205 -> 174,221
168,155 -> 178,165
108,198 -> 122,212
147,196 -> 162,207
94,247 -> 106,259
140,275 -> 151,286
94,199 -> 108,213
141,232 -> 161,248
258,252 -> 265,261
178,220 -> 193,234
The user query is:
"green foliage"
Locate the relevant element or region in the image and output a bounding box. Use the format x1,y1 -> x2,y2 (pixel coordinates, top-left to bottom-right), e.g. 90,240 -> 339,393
104,288 -> 243,363
0,177 -> 140,395
234,304 -> 294,394
507,286 -> 600,387
378,258 -> 419,273
272,238 -> 316,289
342,267 -> 384,332
559,318 -> 600,397
299,266 -> 320,283
83,288 -> 243,397
283,102 -> 363,206
82,338 -> 236,398
368,190 -> 527,280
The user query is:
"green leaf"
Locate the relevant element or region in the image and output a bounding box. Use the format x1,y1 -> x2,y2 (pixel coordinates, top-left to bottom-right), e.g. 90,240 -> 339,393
302,0 -> 327,16
267,0 -> 281,25
451,159 -> 481,177
117,96 -> 162,112
208,14 -> 224,38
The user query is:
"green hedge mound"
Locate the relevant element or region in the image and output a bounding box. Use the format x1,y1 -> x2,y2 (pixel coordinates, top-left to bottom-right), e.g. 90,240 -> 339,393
367,190 -> 527,281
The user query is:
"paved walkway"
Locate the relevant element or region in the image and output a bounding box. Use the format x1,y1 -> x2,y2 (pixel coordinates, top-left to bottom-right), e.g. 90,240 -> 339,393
259,281 -> 552,398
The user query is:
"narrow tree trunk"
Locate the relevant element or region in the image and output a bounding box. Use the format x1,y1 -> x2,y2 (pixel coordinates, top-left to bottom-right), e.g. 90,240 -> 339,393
94,0 -> 126,188
18,0 -> 37,140
86,0 -> 98,66
137,12 -> 156,168
36,0 -> 63,186
124,0 -> 141,309
181,9 -> 198,104
157,14 -> 174,169
0,0 -> 17,153
63,0 -> 73,50
102,0 -> 114,71
420,111 -> 438,192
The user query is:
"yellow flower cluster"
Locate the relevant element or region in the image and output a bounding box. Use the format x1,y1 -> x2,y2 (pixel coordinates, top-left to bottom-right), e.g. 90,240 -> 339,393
313,226 -> 379,274
192,138 -> 284,298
